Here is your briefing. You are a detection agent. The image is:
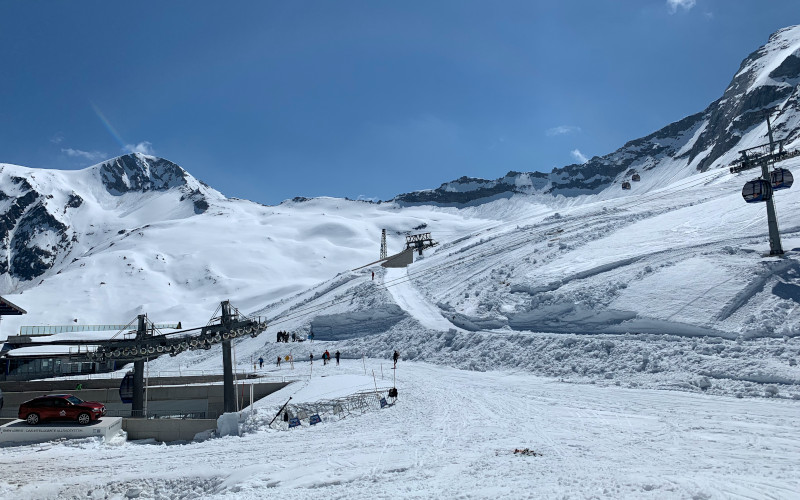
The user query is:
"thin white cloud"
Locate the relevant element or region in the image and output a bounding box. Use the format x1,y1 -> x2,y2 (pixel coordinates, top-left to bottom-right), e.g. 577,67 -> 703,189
571,149 -> 589,164
50,133 -> 65,144
546,125 -> 581,137
124,141 -> 155,155
61,148 -> 107,161
667,0 -> 696,14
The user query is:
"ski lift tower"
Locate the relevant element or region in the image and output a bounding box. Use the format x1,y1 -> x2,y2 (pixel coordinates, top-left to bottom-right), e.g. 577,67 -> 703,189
730,116 -> 799,256
405,232 -> 438,256
380,229 -> 387,260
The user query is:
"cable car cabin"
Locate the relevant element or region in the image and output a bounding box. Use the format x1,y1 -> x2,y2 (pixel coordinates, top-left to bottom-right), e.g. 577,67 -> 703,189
119,371 -> 134,403
742,179 -> 773,203
631,173 -> 641,181
770,168 -> 793,190
621,181 -> 631,190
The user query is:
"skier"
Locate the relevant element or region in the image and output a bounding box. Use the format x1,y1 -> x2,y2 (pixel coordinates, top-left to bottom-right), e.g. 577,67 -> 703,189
308,331 -> 315,342
291,332 -> 296,342
324,350 -> 330,365
258,357 -> 264,369
277,355 -> 281,367
335,350 -> 340,365
276,331 -> 281,343
309,353 -> 314,364
372,271 -> 375,280
393,350 -> 400,369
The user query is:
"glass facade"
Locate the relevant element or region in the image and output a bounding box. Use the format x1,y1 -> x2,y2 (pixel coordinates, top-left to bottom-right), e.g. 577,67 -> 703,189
2,356 -> 118,381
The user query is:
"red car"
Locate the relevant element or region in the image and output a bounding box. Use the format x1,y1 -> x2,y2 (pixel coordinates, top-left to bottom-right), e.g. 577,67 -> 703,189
18,394 -> 106,425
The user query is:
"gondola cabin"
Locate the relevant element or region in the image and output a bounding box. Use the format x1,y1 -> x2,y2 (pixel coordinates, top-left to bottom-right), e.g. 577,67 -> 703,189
742,179 -> 772,203
770,168 -> 793,190
119,371 -> 134,403
631,173 -> 640,181
621,181 -> 631,190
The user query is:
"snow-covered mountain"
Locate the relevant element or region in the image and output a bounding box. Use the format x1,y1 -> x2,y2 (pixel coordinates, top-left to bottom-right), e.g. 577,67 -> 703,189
0,153 -> 220,286
1,25 -> 800,399
395,25 -> 800,206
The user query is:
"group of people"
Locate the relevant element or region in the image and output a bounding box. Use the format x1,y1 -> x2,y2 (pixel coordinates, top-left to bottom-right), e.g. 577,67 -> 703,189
257,348 -> 400,370
276,331 -> 301,343
309,350 -> 340,365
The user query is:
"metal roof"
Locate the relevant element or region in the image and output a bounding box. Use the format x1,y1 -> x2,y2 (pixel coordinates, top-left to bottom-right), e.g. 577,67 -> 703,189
0,296 -> 26,316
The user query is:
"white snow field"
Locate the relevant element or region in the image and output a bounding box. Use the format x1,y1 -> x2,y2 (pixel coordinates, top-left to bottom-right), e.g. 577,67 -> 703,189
2,152 -> 800,499
2,27 -> 800,498
0,361 -> 798,499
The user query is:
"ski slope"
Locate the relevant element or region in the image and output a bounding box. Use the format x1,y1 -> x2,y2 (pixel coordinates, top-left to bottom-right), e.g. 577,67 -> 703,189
384,267 -> 455,331
1,361 -> 798,499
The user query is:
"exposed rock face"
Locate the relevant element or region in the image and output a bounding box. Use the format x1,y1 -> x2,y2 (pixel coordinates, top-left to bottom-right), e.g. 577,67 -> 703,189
395,25 -> 800,206
0,177 -> 72,281
0,153 -> 220,285
98,154 -> 199,195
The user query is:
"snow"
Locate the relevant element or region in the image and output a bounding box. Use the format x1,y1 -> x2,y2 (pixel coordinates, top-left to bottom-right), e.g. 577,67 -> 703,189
2,25 -> 800,499
2,148 -> 800,498
0,361 -> 798,499
384,267 -> 455,331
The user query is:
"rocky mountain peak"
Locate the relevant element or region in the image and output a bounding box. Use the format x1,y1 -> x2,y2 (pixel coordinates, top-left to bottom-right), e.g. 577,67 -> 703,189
94,153 -> 200,195
395,24 -> 800,206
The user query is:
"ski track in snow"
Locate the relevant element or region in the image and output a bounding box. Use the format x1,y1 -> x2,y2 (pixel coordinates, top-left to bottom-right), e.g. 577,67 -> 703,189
0,361 -> 798,499
384,267 -> 455,332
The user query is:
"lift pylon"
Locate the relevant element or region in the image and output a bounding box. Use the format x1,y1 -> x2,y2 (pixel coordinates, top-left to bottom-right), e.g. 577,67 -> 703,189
731,116 -> 798,256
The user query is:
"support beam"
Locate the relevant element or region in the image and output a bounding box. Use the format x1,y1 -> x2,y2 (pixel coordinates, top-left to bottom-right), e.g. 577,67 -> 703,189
222,339 -> 235,413
220,301 -> 236,413
132,359 -> 145,418
131,314 -> 148,418
762,162 -> 784,255
764,116 -> 784,256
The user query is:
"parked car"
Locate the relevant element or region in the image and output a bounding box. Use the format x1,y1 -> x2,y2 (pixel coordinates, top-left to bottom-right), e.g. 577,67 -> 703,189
18,394 -> 105,425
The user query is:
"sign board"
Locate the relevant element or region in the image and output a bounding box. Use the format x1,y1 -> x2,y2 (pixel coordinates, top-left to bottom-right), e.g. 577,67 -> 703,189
288,417 -> 300,428
309,414 -> 321,425
0,418 -> 123,444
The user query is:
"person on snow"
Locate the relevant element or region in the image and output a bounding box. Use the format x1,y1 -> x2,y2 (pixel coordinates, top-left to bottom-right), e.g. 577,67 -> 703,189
308,331 -> 315,342
291,332 -> 296,342
393,350 -> 400,368
258,357 -> 264,369
276,331 -> 281,343
309,353 -> 314,364
276,355 -> 281,367
335,350 -> 340,365
323,350 -> 330,365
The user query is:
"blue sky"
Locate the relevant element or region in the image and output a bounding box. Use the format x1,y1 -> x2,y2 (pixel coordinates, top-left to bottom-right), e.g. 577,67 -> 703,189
0,1 -> 796,204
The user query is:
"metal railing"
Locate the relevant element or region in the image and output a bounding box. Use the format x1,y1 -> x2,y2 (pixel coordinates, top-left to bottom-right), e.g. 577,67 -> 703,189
19,323 -> 180,336
105,410 -> 215,420
42,370 -> 295,385
271,388 -> 395,429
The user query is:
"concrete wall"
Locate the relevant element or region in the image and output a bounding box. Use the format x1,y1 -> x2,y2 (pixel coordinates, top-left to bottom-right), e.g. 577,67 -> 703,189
122,418 -> 217,442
